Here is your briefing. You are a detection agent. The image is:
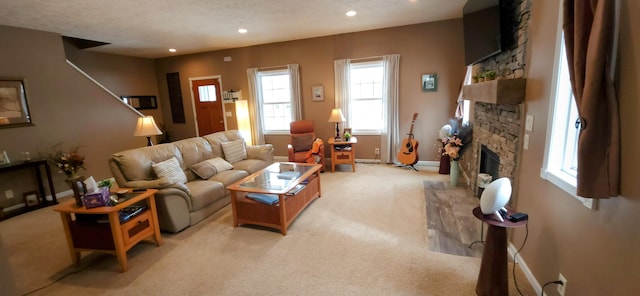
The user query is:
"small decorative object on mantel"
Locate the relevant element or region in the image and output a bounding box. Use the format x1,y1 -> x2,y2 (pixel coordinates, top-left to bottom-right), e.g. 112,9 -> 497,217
440,120 -> 473,186
46,143 -> 86,206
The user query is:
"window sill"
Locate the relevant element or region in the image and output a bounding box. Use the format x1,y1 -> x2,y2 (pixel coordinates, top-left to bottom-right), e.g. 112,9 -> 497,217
539,168 -> 596,209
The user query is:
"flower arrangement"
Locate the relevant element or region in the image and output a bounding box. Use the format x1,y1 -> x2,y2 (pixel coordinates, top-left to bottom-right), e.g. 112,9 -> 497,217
439,121 -> 473,161
47,144 -> 85,178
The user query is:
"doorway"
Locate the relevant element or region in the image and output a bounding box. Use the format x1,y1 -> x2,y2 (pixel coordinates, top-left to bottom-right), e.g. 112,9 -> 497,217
190,77 -> 225,136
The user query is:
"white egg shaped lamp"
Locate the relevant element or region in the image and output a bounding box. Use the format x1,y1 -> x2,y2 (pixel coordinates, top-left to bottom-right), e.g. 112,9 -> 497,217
439,124 -> 452,142
480,177 -> 512,222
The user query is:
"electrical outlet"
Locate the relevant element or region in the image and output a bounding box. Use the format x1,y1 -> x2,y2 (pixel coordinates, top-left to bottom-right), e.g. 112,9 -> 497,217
374,148 -> 380,155
5,190 -> 14,199
557,273 -> 567,296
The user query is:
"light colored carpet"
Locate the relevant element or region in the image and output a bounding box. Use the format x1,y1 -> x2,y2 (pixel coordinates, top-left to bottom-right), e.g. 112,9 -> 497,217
1,163 -> 531,295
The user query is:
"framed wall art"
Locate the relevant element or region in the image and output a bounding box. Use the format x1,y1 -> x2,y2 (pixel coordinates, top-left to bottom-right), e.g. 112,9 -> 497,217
311,85 -> 324,102
0,77 -> 33,128
121,96 -> 158,110
24,190 -> 40,207
421,73 -> 438,92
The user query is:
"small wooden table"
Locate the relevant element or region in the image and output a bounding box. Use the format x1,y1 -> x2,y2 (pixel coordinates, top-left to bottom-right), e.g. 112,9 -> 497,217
54,189 -> 162,272
472,206 -> 527,296
328,137 -> 357,172
228,162 -> 322,235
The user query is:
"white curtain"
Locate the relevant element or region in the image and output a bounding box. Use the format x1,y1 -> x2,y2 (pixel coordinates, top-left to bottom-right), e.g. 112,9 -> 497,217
455,66 -> 473,118
246,68 -> 265,145
381,54 -> 400,163
334,59 -> 351,118
288,64 -> 302,120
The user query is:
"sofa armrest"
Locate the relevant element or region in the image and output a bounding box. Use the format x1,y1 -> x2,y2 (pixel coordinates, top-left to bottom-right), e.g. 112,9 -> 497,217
120,178 -> 191,195
287,144 -> 295,161
246,144 -> 274,163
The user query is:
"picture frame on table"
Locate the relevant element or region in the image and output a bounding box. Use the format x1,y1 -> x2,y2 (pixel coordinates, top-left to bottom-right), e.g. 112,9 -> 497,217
0,150 -> 9,166
421,73 -> 438,92
24,190 -> 40,207
0,77 -> 33,128
311,85 -> 324,102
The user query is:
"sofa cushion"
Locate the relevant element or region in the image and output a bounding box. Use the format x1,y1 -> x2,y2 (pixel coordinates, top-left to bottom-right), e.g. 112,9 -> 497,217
221,139 -> 247,163
152,157 -> 187,184
209,169 -> 249,187
112,144 -> 182,181
291,133 -> 314,152
185,180 -> 226,211
232,159 -> 270,175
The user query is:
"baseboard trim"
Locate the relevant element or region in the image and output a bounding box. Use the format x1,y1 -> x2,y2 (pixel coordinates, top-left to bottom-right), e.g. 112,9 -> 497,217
508,242 -> 543,295
274,156 -> 439,167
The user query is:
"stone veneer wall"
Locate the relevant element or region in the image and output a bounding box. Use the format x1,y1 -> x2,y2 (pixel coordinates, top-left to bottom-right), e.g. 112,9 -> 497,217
465,0 -> 531,197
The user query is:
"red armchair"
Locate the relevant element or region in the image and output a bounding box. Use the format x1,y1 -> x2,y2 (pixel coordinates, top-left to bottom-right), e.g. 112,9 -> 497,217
287,120 -> 325,171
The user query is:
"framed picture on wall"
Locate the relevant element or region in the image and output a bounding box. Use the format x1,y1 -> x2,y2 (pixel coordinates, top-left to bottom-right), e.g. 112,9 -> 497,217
312,85 -> 324,102
421,73 -> 438,92
0,77 -> 33,128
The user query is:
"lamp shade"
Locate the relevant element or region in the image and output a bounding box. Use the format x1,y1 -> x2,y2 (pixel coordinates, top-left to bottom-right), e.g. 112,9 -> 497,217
327,108 -> 345,123
134,116 -> 162,137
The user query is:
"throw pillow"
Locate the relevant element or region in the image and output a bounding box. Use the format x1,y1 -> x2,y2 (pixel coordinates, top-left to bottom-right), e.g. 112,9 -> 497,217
188,157 -> 233,179
221,139 -> 247,163
291,133 -> 314,152
208,157 -> 233,173
152,157 -> 187,184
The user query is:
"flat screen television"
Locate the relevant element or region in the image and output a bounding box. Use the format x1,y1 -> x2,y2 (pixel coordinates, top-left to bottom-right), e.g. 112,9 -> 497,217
463,0 -> 512,65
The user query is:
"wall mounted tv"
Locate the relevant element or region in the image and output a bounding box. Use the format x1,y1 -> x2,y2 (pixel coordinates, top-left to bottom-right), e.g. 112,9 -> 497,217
463,0 -> 513,65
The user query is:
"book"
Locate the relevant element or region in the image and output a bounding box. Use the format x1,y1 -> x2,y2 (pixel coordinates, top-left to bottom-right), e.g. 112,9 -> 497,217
119,205 -> 147,223
246,193 -> 279,205
286,184 -> 305,196
277,171 -> 300,180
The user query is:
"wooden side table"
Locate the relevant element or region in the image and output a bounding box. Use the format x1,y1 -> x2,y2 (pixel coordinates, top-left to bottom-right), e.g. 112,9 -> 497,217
328,137 -> 357,172
472,206 -> 527,296
54,189 -> 162,272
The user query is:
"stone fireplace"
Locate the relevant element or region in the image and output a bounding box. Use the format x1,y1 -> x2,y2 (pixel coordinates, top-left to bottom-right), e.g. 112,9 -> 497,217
466,102 -> 523,197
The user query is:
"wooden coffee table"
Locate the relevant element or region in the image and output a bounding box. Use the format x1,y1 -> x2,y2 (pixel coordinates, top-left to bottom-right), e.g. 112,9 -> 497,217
227,162 -> 322,235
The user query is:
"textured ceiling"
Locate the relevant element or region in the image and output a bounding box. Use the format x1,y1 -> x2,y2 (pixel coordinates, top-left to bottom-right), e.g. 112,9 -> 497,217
0,0 -> 466,59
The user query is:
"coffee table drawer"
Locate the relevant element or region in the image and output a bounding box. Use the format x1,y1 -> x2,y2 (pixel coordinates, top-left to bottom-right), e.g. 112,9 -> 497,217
121,210 -> 153,247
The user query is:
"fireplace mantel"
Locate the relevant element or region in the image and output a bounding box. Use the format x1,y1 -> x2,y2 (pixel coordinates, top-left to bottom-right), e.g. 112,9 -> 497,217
462,78 -> 526,104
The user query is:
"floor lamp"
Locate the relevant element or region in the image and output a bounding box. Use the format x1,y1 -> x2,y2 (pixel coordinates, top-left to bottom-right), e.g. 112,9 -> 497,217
328,108 -> 345,139
134,116 -> 163,146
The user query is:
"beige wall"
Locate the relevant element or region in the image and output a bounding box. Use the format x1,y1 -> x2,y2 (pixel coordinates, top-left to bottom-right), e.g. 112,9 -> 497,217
154,20 -> 466,159
0,25 -> 151,207
514,0 -> 640,294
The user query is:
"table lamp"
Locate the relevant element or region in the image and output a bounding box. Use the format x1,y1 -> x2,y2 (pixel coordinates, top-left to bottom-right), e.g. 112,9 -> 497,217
480,177 -> 511,222
328,108 -> 345,139
134,116 -> 163,146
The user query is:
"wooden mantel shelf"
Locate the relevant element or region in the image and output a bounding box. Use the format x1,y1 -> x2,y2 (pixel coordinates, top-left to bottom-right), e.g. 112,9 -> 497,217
462,78 -> 526,104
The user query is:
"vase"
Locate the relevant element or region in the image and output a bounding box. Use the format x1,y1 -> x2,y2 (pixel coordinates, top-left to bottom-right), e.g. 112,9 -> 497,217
65,175 -> 87,207
439,154 -> 451,174
450,160 -> 459,186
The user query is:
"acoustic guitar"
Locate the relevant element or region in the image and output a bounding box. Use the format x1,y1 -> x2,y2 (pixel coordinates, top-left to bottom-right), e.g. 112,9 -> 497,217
397,113 -> 419,166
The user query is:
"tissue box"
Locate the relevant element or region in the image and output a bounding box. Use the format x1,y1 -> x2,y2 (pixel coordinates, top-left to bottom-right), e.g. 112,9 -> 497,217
82,186 -> 111,208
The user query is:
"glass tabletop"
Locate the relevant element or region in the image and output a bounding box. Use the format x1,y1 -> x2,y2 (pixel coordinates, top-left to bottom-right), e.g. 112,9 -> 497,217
235,162 -> 317,192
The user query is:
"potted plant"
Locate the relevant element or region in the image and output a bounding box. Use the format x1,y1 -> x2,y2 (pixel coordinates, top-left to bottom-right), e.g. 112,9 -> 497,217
477,72 -> 486,82
484,70 -> 497,81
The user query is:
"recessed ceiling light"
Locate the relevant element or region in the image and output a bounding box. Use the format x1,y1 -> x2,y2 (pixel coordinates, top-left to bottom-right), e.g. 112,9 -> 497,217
346,10 -> 357,17
238,28 -> 248,34
169,48 -> 176,52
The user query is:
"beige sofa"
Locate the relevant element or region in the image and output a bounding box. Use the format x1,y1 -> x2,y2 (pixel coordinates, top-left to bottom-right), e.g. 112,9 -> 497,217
108,130 -> 274,233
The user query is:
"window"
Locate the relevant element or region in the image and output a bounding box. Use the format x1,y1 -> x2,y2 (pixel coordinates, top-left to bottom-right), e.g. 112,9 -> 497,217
259,70 -> 292,133
349,61 -> 384,134
198,85 -> 217,102
542,35 -> 593,208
